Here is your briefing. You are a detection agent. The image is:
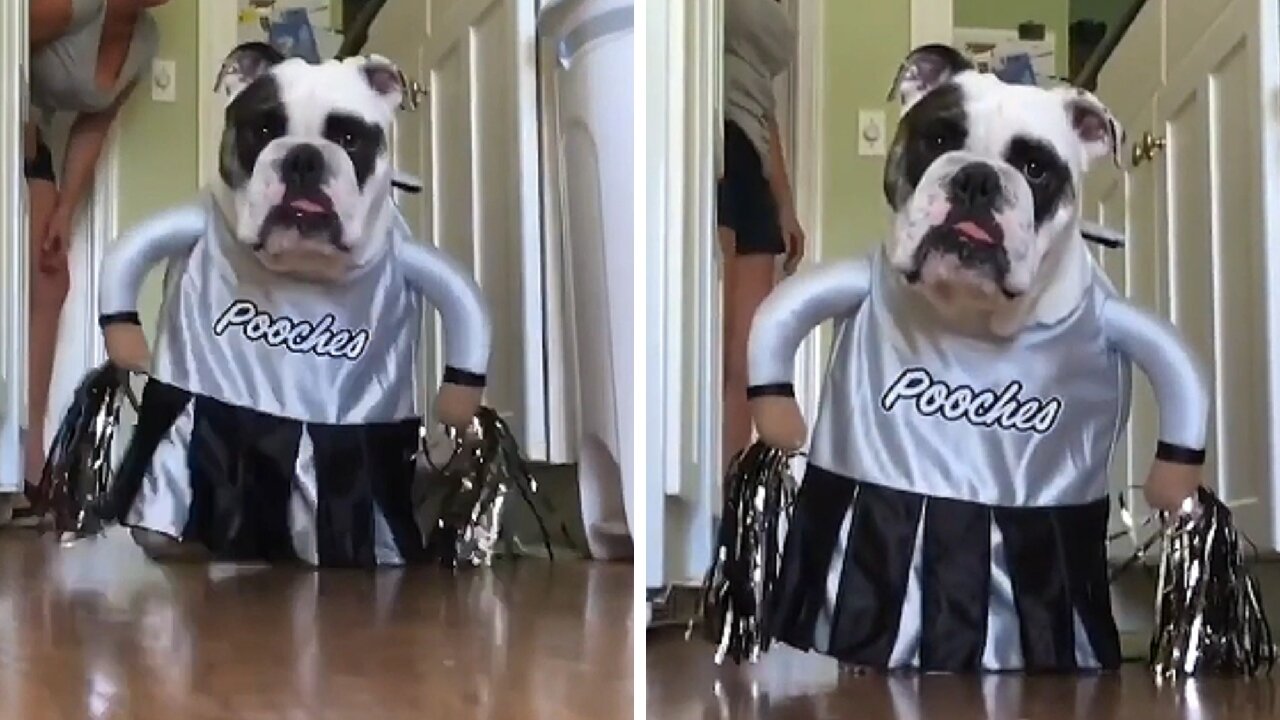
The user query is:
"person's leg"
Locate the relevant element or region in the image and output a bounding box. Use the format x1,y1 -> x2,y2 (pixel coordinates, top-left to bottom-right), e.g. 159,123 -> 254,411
721,244 -> 777,468
24,126 -> 66,489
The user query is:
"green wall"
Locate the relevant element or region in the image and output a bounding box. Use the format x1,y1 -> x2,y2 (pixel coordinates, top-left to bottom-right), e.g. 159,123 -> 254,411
819,0 -> 909,260
1071,0 -> 1131,25
113,1 -> 201,334
955,0 -> 1070,76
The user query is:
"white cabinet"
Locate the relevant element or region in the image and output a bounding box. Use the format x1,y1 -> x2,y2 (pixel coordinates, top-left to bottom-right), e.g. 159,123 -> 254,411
1085,0 -> 1280,551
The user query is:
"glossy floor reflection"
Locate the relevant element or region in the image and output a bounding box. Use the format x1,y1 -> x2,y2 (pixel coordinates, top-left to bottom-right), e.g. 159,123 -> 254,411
648,630 -> 1280,720
0,530 -> 632,720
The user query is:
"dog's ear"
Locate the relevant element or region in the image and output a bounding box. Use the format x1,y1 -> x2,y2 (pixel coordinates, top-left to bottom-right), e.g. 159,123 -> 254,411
214,42 -> 285,102
1057,87 -> 1124,169
889,44 -> 973,113
355,54 -> 407,110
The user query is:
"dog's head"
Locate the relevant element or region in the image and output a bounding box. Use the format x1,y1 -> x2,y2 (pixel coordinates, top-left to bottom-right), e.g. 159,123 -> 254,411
882,44 -> 1122,320
213,42 -> 405,282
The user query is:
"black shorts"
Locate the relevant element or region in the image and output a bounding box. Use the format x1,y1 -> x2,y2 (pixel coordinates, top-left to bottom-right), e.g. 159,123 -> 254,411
24,129 -> 54,184
717,121 -> 784,255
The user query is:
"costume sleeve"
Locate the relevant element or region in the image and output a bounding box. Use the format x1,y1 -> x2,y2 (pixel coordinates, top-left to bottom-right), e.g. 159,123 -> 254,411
398,240 -> 492,388
1101,298 -> 1210,465
747,257 -> 873,397
98,202 -> 207,328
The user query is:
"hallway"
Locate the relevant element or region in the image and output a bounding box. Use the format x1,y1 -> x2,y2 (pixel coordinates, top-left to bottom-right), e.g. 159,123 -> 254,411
0,531 -> 632,719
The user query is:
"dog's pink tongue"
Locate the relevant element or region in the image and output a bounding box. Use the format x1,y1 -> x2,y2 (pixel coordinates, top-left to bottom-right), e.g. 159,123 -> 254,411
954,220 -> 995,244
290,198 -> 326,213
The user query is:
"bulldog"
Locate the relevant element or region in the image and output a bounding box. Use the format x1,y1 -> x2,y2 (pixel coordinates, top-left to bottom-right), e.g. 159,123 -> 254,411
92,43 -> 493,566
749,44 -> 1206,514
743,45 -> 1211,672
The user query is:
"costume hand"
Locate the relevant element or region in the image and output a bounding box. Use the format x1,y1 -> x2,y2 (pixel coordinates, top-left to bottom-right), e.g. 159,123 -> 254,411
1144,459 -> 1202,513
435,383 -> 482,428
104,324 -> 151,373
40,208 -> 72,273
751,395 -> 807,451
780,205 -> 806,276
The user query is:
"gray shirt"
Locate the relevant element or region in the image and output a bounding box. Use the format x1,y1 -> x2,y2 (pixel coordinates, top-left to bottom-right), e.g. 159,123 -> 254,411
30,0 -> 159,116
749,249 -> 1210,507
724,0 -> 796,172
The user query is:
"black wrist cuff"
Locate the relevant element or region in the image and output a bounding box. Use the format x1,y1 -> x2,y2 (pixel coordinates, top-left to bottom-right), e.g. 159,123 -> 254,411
443,366 -> 487,388
1156,442 -> 1206,466
746,383 -> 795,399
98,312 -> 141,328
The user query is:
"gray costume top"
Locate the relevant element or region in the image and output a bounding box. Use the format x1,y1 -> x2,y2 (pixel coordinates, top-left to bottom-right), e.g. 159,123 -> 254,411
724,0 -> 796,171
99,192 -> 492,426
749,248 -> 1209,507
30,0 -> 159,116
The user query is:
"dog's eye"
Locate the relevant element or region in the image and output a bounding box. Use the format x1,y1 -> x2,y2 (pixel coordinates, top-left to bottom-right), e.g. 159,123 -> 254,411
1022,160 -> 1046,183
339,133 -> 360,152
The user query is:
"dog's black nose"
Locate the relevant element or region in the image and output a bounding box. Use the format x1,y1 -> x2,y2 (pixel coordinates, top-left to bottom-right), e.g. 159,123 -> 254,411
281,144 -> 327,190
949,163 -> 1002,210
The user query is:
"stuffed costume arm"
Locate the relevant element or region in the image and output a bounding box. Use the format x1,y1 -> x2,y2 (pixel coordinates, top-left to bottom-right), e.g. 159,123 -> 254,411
397,240 -> 492,426
397,240 -> 492,384
98,202 -> 208,370
1101,297 -> 1211,510
747,258 -> 874,449
99,202 -> 207,323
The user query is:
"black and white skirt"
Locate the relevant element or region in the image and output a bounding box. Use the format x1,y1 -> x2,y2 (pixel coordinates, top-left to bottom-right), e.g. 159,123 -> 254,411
770,465 -> 1121,673
109,378 -> 426,567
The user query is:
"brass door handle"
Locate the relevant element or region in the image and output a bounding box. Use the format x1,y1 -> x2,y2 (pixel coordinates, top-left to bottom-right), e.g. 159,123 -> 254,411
1131,131 -> 1167,168
401,79 -> 428,111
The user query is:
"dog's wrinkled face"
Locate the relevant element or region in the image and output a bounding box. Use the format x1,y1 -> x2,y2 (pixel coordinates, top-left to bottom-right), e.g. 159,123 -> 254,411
883,45 -> 1121,316
214,43 -> 405,282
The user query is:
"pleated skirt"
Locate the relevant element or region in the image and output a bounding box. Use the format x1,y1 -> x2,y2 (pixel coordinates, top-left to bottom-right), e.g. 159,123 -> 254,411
109,378 -> 427,567
770,464 -> 1121,673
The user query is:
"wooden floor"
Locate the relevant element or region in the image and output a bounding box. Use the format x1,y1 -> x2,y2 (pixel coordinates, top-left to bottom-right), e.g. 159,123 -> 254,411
648,630 -> 1280,719
0,530 -> 633,719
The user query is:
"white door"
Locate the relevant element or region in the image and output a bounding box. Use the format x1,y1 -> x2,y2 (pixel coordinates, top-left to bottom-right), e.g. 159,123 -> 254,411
0,1 -> 27,495
1154,0 -> 1273,545
1087,0 -> 1167,558
366,0 -> 549,457
1084,102 -> 1164,560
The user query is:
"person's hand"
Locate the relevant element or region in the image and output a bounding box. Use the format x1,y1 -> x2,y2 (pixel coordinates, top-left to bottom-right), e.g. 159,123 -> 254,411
750,396 -> 807,451
435,383 -> 483,428
780,204 -> 806,275
104,324 -> 151,373
40,207 -> 72,273
1143,459 -> 1202,513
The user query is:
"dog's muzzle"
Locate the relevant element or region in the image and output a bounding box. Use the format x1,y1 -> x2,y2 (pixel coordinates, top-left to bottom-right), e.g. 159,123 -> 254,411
254,144 -> 349,253
905,162 -> 1015,297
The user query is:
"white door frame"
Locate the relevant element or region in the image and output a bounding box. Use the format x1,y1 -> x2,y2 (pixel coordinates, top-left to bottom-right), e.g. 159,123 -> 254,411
911,0 -> 954,47
650,0 -> 828,587
198,3 -> 239,187
0,0 -> 28,493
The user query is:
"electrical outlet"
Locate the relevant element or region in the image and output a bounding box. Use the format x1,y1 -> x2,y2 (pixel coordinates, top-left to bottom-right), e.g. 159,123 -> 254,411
858,109 -> 888,156
151,59 -> 177,103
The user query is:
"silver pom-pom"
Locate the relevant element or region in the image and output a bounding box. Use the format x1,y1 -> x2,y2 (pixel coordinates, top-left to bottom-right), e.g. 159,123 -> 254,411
32,363 -> 131,542
422,407 -> 571,568
1150,487 -> 1276,678
696,441 -> 797,664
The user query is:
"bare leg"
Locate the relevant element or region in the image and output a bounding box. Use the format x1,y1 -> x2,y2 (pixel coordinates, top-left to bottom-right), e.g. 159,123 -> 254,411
25,126 -> 67,488
721,231 -> 778,472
